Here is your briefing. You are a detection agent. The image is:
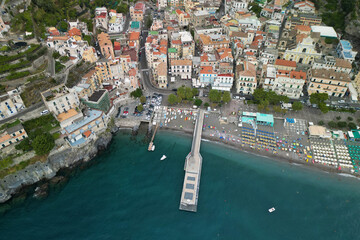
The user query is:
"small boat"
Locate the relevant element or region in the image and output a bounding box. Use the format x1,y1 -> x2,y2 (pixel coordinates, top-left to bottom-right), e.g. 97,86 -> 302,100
268,207 -> 275,213
160,155 -> 167,161
152,145 -> 155,151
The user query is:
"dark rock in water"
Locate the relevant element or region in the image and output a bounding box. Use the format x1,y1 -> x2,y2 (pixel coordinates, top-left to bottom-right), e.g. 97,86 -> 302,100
33,183 -> 49,199
111,126 -> 119,134
49,176 -> 67,185
0,132 -> 113,204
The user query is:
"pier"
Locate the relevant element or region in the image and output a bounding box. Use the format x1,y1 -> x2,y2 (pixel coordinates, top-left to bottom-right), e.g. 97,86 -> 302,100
148,123 -> 159,151
179,109 -> 205,212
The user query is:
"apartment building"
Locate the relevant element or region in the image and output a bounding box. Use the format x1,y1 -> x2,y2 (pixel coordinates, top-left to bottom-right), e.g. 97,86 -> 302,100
312,56 -> 352,74
130,2 -> 145,21
307,69 -> 350,97
156,62 -> 168,88
336,40 -> 358,63
198,34 -> 230,53
267,70 -> 306,99
175,9 -> 190,27
235,61 -> 257,95
41,85 -> 80,116
98,32 -> 115,60
212,73 -> 234,91
170,59 -> 192,80
0,90 -> 25,120
0,124 -> 28,150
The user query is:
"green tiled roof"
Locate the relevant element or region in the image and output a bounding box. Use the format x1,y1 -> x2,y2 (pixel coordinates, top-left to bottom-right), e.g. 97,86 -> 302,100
168,48 -> 177,53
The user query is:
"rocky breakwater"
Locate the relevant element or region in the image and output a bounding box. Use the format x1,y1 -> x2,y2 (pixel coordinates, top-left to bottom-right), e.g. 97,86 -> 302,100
0,132 -> 113,203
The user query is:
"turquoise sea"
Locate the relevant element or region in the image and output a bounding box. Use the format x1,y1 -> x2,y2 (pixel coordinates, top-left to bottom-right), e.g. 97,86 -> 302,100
1,130 -> 360,239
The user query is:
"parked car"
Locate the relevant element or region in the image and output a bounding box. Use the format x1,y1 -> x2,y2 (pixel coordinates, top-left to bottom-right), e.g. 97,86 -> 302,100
41,110 -> 49,115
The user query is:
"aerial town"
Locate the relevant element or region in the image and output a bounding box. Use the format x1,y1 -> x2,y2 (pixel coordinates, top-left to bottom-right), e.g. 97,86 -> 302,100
1,0 -> 360,202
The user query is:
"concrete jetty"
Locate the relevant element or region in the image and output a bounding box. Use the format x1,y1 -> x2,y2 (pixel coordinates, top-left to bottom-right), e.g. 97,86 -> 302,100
179,109 -> 204,212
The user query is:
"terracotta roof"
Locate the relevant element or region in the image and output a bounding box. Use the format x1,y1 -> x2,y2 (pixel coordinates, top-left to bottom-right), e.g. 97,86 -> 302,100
290,70 -> 306,80
200,66 -> 215,74
275,59 -> 297,68
68,28 -> 81,37
129,68 -> 136,77
57,109 -> 80,122
311,68 -> 351,82
171,59 -> 192,66
0,134 -> 11,144
157,62 -> 167,76
295,25 -> 311,32
171,40 -> 181,45
129,32 -> 140,41
83,130 -> 92,138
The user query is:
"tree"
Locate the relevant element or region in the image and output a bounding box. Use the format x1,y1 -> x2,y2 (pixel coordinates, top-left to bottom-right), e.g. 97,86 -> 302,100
292,101 -> 303,111
194,98 -> 202,107
209,89 -> 221,103
318,102 -> 329,113
204,102 -> 209,108
192,88 -> 199,96
146,15 -> 153,28
15,138 -> 32,152
318,120 -> 324,126
168,94 -> 177,105
185,87 -> 193,100
348,117 -> 353,121
140,95 -> 146,104
58,21 -> 68,32
137,104 -> 144,112
32,133 -> 55,156
337,121 -> 347,128
253,88 -> 267,104
222,91 -> 231,103
310,93 -> 328,105
177,86 -> 186,100
117,3 -> 129,14
336,116 -> 341,120
348,122 -> 357,130
52,51 -> 61,59
130,88 -> 142,98
273,105 -> 282,113
328,121 -> 337,128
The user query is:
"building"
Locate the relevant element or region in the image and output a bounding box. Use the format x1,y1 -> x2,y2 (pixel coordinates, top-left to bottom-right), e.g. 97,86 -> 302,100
198,34 -> 230,53
235,61 -> 257,94
157,0 -> 167,10
212,73 -> 234,91
312,56 -> 352,74
294,0 -> 315,13
269,70 -> 306,99
130,2 -> 145,21
95,59 -> 114,84
0,90 -> 25,120
82,47 -> 98,63
199,66 -> 217,87
337,40 -> 358,63
41,85 -> 80,115
283,35 -> 321,64
0,124 -> 28,149
274,59 -> 297,71
175,9 -> 190,27
170,59 -> 192,80
108,11 -> 125,33
171,31 -> 195,59
64,109 -> 106,147
191,10 -> 210,27
307,69 -> 350,97
95,7 -> 108,31
83,90 -> 111,113
98,32 -> 115,60
0,16 -> 10,37
57,108 -> 84,129
156,62 -> 168,88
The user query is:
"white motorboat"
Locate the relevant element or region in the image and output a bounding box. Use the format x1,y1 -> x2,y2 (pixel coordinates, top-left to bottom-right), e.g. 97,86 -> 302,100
268,207 -> 275,213
151,145 -> 155,151
160,155 -> 167,161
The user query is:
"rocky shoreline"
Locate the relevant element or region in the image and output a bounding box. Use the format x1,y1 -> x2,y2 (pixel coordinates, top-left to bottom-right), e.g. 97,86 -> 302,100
0,130 -> 114,204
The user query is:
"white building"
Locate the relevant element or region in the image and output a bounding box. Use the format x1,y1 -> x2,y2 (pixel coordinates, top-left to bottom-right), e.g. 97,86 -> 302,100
108,12 -> 125,33
95,7 -> 108,31
212,74 -> 234,91
170,59 -> 192,80
267,70 -> 306,99
158,0 -> 167,10
41,85 -> 80,116
312,56 -> 352,74
0,90 -> 25,120
294,0 -> 316,13
235,61 -> 257,94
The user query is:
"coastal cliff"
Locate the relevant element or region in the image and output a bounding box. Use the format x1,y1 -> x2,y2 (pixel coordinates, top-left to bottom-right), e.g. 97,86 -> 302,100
0,132 -> 113,203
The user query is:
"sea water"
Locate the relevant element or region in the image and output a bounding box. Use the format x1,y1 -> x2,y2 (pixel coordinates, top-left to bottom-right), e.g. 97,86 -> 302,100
1,130 -> 360,240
